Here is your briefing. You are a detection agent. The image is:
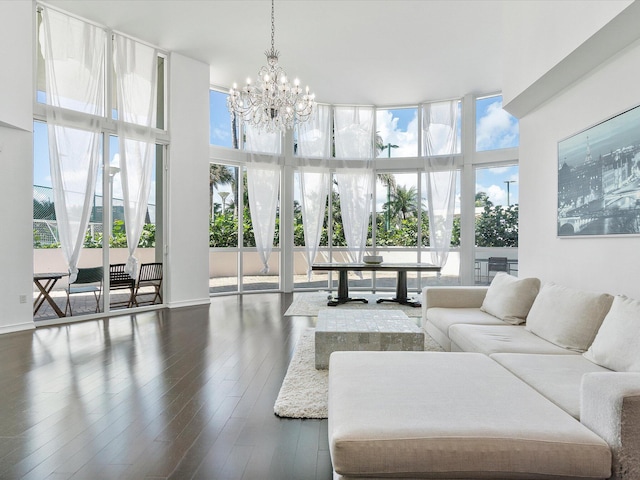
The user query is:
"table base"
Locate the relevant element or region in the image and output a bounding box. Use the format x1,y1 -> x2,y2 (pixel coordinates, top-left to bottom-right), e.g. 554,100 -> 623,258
327,297 -> 368,307
376,297 -> 421,308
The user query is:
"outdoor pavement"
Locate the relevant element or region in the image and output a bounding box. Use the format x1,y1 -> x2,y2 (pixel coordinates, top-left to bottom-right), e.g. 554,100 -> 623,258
35,272 -> 468,321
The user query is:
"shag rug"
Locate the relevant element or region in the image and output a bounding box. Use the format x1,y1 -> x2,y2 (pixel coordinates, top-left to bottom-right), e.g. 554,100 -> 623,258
274,328 -> 444,419
284,291 -> 423,318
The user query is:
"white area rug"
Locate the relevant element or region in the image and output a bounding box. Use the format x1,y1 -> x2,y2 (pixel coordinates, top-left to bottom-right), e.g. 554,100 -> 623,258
284,291 -> 423,318
274,328 -> 444,419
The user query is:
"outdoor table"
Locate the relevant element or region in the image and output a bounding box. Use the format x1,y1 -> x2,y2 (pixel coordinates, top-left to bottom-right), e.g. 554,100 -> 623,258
33,272 -> 68,318
311,262 -> 441,307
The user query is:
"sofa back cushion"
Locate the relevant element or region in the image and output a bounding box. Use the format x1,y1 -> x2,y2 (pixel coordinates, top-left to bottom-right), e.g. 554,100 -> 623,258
583,295 -> 640,372
480,273 -> 540,325
525,283 -> 613,352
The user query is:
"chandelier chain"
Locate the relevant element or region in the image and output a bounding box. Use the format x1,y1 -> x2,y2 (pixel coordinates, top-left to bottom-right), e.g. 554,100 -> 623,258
227,0 -> 316,133
271,0 -> 275,54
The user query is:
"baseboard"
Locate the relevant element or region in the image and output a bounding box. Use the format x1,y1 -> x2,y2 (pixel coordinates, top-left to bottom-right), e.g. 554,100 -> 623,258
166,298 -> 211,309
0,322 -> 35,335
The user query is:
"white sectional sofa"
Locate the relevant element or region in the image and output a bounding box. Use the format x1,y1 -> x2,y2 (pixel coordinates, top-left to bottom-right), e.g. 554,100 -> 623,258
327,273 -> 640,479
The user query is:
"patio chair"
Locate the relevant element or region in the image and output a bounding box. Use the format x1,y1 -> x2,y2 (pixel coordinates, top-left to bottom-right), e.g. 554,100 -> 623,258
487,257 -> 509,283
109,263 -> 136,309
65,266 -> 103,316
133,262 -> 163,306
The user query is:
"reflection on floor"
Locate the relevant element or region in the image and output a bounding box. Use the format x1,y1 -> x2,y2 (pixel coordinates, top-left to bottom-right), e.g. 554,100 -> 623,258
5,293 -> 330,479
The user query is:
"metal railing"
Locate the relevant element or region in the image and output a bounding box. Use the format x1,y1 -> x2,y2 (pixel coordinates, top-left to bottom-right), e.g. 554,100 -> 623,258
33,185 -> 155,247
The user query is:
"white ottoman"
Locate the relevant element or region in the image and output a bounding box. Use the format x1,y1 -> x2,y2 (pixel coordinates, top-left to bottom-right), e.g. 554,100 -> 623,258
328,351 -> 611,479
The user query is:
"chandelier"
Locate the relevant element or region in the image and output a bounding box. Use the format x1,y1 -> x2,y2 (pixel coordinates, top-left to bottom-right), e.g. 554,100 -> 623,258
227,0 -> 315,133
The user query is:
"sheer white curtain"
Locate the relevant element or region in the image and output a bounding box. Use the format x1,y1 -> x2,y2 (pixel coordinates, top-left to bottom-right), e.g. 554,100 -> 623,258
334,106 -> 374,159
425,159 -> 457,267
336,169 -> 374,264
422,100 -> 460,267
40,7 -> 106,282
297,105 -> 331,277
297,104 -> 332,158
299,171 -> 329,278
422,100 -> 460,156
246,163 -> 280,274
244,127 -> 281,274
113,34 -> 158,278
334,106 -> 374,264
245,124 -> 281,154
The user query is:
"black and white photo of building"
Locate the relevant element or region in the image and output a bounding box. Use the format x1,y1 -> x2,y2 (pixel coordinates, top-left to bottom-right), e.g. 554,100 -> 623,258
557,105 -> 640,236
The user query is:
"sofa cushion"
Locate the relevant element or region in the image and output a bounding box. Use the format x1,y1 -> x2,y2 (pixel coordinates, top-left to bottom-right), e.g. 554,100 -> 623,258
449,324 -> 579,356
427,307 -> 506,336
328,351 -> 611,479
490,353 -> 611,419
525,283 -> 613,352
583,295 -> 640,372
480,273 -> 540,325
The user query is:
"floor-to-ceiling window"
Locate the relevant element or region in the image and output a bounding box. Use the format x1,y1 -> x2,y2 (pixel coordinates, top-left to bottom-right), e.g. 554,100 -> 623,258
33,6 -> 167,322
473,94 -> 520,284
208,89 -> 518,294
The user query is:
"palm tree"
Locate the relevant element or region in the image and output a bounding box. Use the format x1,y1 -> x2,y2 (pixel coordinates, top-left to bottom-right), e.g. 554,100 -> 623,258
475,191 -> 493,207
390,185 -> 418,222
230,115 -> 239,150
209,164 -> 235,218
378,173 -> 397,231
376,136 -> 399,230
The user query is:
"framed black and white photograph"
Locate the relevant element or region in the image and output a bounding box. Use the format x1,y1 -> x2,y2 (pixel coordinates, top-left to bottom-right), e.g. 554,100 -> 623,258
557,104 -> 640,237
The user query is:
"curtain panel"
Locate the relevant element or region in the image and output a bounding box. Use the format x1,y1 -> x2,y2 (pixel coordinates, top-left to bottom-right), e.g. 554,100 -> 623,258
296,104 -> 332,158
333,106 -> 375,264
113,34 -> 158,279
244,127 -> 282,274
333,106 -> 374,159
299,169 -> 330,278
335,169 -> 374,265
296,105 -> 331,277
40,7 -> 106,282
422,99 -> 461,268
246,163 -> 280,274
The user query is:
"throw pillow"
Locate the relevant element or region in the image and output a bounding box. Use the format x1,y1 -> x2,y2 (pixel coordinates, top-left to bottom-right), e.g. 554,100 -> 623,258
525,283 -> 613,352
480,272 -> 540,325
583,295 -> 640,372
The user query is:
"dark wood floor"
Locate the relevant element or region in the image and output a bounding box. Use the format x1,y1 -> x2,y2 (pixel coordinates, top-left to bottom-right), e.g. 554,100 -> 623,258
0,293 -> 332,479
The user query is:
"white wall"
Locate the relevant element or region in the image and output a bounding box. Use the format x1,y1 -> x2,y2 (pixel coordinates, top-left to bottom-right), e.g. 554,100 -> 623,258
503,0 -> 637,117
0,127 -> 35,333
519,39 -> 640,298
166,53 -> 211,307
0,2 -> 35,333
0,1 -> 33,131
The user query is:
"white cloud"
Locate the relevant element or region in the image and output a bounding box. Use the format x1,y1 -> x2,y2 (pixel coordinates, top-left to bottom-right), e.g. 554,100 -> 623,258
375,110 -> 419,158
486,184 -> 507,205
476,101 -> 519,151
476,183 -> 506,205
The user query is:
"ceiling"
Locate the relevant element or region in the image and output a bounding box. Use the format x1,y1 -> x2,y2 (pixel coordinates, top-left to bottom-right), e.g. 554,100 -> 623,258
46,0 -> 505,106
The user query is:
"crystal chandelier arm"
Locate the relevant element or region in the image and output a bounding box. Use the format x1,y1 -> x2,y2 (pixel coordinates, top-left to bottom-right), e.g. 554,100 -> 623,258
227,0 -> 315,133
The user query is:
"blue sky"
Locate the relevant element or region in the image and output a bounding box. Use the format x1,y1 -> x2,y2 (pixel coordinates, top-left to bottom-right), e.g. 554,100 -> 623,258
36,93 -> 518,209
210,93 -> 519,207
34,121 -> 156,207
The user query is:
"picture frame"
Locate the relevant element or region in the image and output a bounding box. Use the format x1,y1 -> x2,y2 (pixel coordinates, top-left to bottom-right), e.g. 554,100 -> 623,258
557,104 -> 640,237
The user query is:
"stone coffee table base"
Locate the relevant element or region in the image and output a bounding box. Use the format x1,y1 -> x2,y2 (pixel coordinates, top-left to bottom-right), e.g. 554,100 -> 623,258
314,309 -> 424,369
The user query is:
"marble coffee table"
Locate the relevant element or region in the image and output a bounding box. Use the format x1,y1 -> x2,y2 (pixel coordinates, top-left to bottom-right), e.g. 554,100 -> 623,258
314,309 -> 424,369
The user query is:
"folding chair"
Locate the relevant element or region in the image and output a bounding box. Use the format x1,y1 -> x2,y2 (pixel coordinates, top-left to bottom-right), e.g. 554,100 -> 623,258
65,266 -> 103,316
133,262 -> 163,306
109,264 -> 136,309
